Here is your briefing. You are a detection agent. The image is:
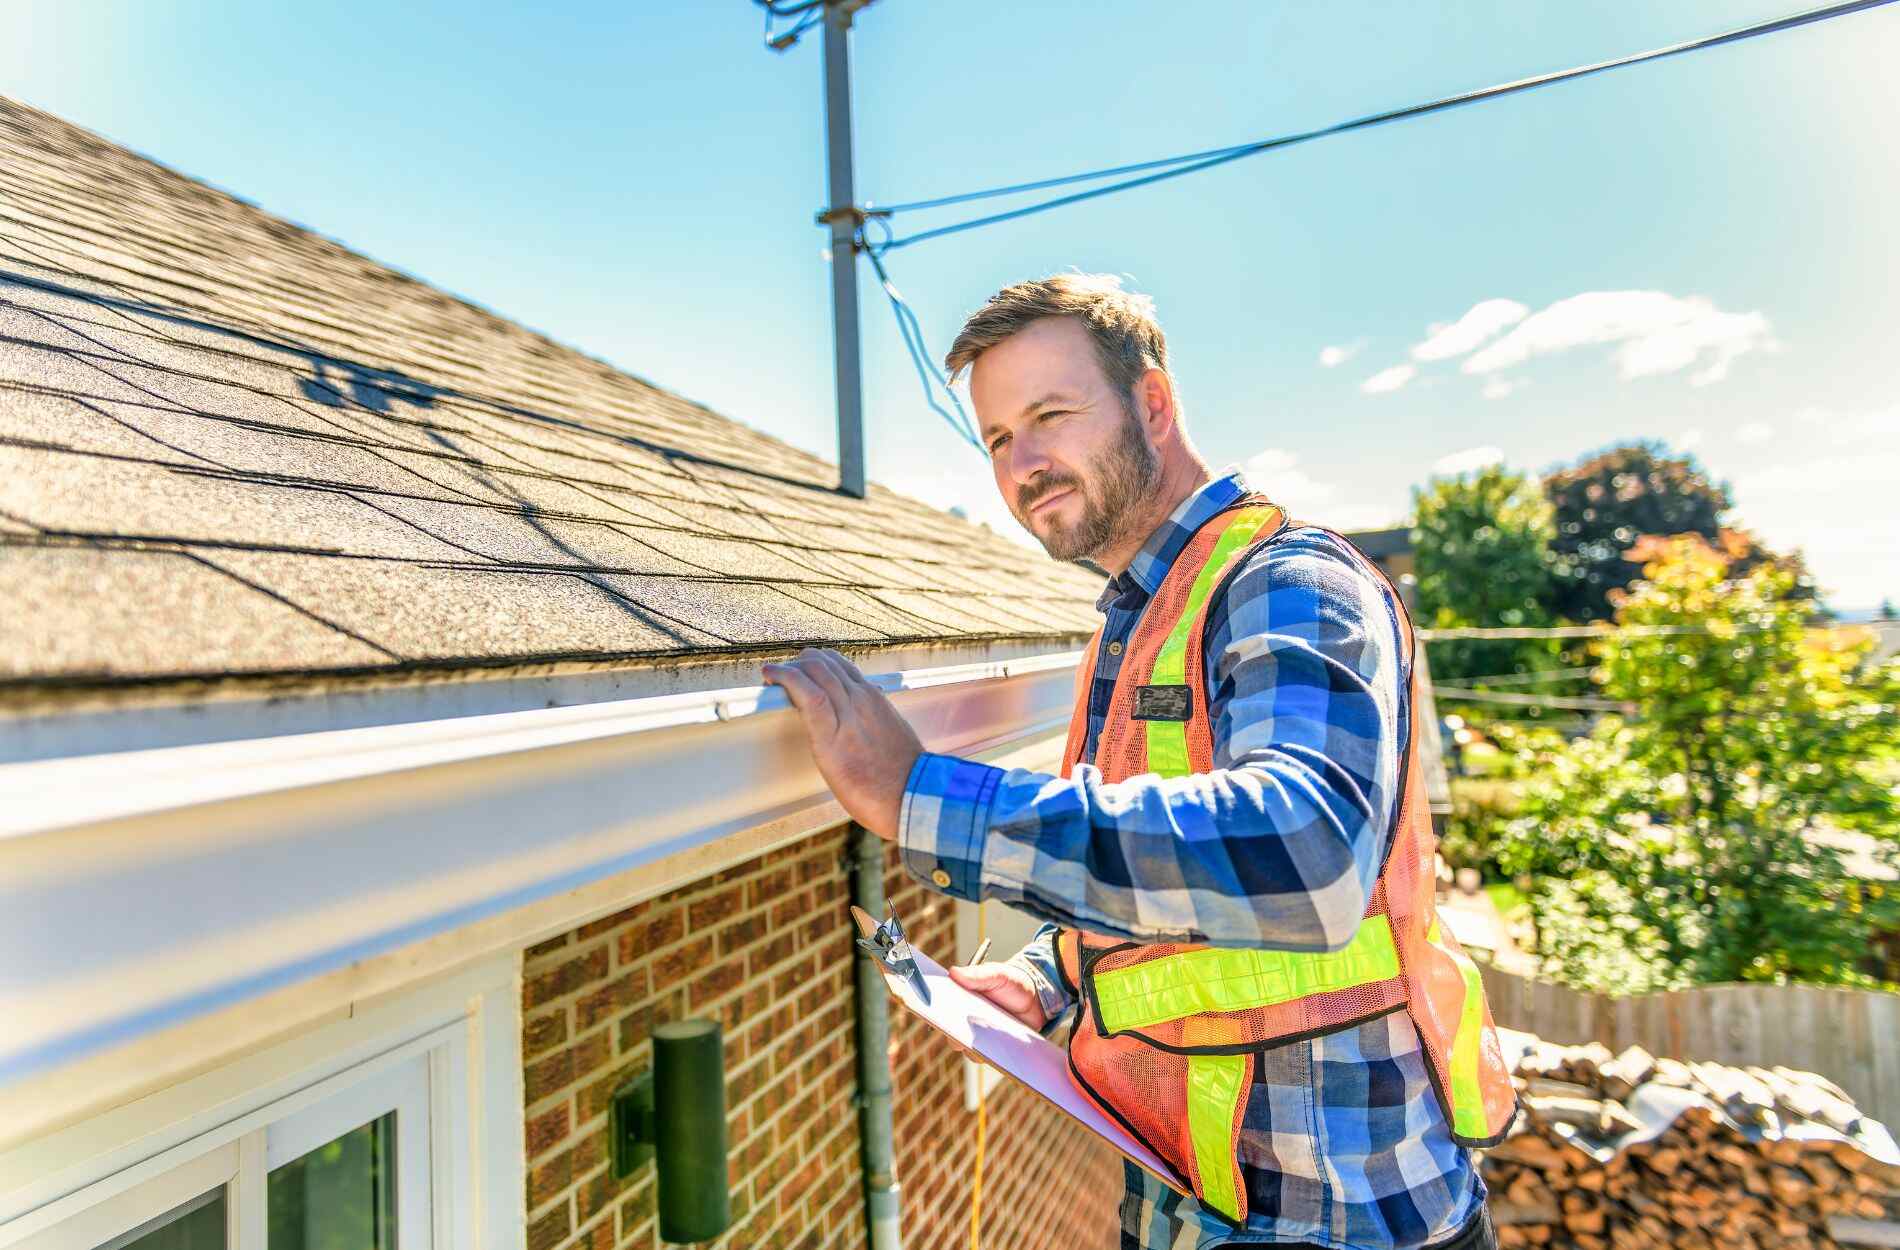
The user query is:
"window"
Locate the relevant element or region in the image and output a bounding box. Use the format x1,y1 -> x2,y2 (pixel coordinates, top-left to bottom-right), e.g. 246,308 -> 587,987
1,960 -> 519,1250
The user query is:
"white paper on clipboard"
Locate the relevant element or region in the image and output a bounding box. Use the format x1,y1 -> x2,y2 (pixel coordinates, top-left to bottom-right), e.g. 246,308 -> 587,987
869,939 -> 1184,1193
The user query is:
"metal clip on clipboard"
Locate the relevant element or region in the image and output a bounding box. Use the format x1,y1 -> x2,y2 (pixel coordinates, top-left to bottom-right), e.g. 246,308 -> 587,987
850,903 -> 931,1004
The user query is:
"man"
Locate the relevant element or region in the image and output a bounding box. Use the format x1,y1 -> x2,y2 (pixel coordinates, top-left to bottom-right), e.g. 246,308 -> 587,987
762,274 -> 1511,1250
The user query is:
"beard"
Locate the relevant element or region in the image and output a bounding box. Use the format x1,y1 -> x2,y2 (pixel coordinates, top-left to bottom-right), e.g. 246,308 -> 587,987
1016,408 -> 1161,563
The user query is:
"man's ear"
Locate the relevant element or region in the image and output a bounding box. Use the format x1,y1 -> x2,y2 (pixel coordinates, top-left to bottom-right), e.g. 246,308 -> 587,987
1133,368 -> 1177,442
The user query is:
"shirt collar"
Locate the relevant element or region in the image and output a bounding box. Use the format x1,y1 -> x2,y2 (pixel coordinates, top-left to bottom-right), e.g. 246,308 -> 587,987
1094,466 -> 1252,613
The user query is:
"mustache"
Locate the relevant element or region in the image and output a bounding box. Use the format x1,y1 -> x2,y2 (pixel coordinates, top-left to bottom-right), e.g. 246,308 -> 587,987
1018,474 -> 1082,512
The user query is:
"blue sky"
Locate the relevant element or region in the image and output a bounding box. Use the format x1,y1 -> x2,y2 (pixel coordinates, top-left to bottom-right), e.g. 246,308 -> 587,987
5,2 -> 1895,608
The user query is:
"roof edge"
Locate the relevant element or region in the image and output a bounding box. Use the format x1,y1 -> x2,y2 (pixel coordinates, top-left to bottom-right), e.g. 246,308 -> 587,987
0,632 -> 1092,764
0,646 -> 1080,1112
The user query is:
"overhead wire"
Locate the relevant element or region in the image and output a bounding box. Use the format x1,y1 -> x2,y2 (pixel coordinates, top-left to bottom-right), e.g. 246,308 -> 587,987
755,0 -> 824,51
1432,686 -> 1629,712
860,219 -> 986,455
867,0 -> 1898,252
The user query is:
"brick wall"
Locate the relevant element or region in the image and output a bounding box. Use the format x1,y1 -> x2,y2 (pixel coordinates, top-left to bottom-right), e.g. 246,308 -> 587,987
519,825 -> 1123,1250
884,866 -> 1125,1250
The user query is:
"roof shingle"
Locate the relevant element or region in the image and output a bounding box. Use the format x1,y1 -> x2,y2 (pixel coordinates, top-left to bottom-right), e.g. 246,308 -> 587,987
0,98 -> 1102,695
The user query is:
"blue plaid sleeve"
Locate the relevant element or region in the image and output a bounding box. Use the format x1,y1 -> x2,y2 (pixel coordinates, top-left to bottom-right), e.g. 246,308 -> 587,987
898,530 -> 1406,953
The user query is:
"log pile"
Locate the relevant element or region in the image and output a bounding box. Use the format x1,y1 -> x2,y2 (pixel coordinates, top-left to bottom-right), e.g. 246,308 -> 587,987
1482,1038 -> 1900,1250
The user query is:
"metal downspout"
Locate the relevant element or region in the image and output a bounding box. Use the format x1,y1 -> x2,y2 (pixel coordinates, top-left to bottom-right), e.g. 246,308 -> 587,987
849,821 -> 903,1250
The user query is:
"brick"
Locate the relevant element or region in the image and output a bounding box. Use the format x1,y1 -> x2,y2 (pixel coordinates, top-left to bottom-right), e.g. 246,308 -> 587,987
525,1103 -> 570,1159
523,1048 -> 573,1107
728,1060 -> 769,1107
689,959 -> 747,1010
771,954 -> 817,1000
524,933 -> 569,961
526,1203 -> 570,1250
569,1029 -> 612,1085
768,889 -> 813,929
616,907 -> 685,965
686,882 -> 745,932
797,913 -> 833,951
575,1161 -> 631,1226
616,1179 -> 656,1238
522,944 -> 610,1010
615,1003 -> 657,1055
525,1148 -> 571,1211
717,912 -> 769,957
568,1124 -> 604,1177
649,934 -> 714,993
523,1009 -> 569,1060
577,1061 -> 644,1126
576,1212 -> 615,1250
745,865 -> 797,910
746,932 -> 797,978
574,967 -> 649,1031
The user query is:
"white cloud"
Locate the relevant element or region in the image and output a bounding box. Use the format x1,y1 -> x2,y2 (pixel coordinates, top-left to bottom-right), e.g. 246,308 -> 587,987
1461,290 -> 1772,386
1431,445 -> 1506,477
1240,449 -> 1401,530
1411,298 -> 1530,362
1737,421 -> 1774,444
1728,401 -> 1900,609
1677,428 -> 1705,451
1318,343 -> 1360,368
1480,377 -> 1526,400
1360,363 -> 1416,395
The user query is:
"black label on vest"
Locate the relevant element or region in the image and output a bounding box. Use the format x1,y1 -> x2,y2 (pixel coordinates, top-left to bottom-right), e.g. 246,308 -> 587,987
1132,684 -> 1192,722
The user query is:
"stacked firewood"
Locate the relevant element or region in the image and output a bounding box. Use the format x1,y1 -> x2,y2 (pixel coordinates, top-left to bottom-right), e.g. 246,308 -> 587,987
1482,1037 -> 1900,1250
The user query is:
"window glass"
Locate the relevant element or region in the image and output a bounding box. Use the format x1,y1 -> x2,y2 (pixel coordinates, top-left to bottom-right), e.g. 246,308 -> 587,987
267,1111 -> 397,1250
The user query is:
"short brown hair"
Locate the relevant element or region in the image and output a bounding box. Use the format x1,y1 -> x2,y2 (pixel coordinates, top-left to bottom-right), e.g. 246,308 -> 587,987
944,273 -> 1171,408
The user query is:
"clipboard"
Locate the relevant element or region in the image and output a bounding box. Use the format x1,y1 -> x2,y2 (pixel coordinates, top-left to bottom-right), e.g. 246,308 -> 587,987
850,905 -> 1186,1195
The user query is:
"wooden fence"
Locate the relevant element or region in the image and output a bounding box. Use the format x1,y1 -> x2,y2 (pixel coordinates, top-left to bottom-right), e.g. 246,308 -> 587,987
1478,965 -> 1900,1128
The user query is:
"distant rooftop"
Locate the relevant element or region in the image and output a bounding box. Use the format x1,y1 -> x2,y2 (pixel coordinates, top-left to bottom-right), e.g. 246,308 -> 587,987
0,98 -> 1105,703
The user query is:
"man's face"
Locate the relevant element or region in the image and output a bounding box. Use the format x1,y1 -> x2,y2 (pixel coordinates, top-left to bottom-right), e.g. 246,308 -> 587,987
970,317 -> 1160,563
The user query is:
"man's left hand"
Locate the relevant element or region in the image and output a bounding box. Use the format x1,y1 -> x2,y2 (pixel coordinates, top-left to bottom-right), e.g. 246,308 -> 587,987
761,648 -> 923,840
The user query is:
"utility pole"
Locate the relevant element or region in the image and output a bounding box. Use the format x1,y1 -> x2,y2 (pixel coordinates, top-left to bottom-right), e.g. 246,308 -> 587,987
817,0 -> 872,498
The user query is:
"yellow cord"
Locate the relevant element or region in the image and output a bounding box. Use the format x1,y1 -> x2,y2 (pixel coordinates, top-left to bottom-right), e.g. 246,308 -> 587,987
967,905 -> 988,1250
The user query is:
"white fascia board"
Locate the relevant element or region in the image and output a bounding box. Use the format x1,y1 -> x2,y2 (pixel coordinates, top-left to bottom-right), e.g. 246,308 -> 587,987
0,650 -> 1082,1093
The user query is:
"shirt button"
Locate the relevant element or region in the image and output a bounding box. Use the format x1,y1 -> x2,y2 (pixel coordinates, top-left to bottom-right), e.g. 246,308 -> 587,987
930,868 -> 952,888
1107,640 -> 1123,656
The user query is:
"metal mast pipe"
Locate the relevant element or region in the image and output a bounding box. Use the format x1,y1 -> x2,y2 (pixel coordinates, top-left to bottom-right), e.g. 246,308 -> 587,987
820,1 -> 868,498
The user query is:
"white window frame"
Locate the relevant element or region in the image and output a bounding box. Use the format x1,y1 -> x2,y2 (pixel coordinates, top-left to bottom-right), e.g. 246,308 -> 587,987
0,958 -> 519,1250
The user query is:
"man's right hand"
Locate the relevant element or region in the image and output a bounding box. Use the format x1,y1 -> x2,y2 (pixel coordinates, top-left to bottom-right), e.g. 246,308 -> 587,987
947,961 -> 1049,1033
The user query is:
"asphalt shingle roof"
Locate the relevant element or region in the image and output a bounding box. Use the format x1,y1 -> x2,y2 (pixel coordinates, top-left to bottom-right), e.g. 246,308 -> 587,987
0,98 -> 1102,697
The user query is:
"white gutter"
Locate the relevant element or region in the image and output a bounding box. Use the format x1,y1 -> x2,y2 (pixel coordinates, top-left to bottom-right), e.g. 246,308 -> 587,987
0,650 -> 1082,1092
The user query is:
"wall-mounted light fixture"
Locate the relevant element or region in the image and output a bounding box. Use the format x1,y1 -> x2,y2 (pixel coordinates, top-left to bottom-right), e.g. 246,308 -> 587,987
610,1019 -> 732,1243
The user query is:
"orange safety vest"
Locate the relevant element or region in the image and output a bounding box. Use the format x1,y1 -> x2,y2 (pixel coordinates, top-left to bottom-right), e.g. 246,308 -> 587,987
1052,495 -> 1518,1224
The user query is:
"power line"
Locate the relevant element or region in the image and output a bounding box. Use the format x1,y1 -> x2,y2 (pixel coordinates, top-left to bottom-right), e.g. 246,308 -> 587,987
1452,666 -> 1599,685
862,241 -> 985,454
867,0 -> 1897,252
1433,686 -> 1630,712
1418,623 -> 1783,640
754,0 -> 824,52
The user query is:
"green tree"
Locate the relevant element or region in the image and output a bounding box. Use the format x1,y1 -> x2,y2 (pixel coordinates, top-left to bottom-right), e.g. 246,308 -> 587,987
1541,441 -> 1732,622
1499,535 -> 1899,988
1411,464 -> 1566,686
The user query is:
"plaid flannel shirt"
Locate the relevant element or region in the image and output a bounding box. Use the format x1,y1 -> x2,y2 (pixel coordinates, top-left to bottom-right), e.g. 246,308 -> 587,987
898,469 -> 1484,1250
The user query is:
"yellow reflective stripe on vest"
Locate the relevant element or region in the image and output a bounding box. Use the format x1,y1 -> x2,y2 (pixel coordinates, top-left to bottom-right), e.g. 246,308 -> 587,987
1144,505 -> 1283,778
1428,920 -> 1492,1140
1092,916 -> 1400,1033
1185,1054 -> 1246,1221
